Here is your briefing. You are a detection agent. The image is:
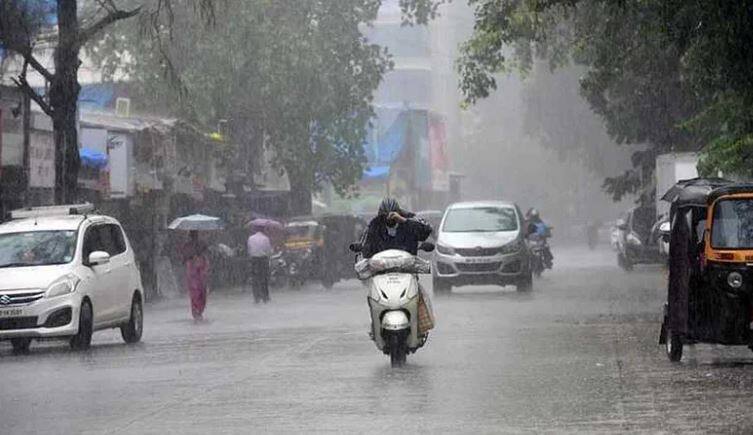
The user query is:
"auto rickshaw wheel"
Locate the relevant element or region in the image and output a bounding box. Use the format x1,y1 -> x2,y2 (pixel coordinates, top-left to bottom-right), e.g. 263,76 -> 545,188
665,328 -> 683,362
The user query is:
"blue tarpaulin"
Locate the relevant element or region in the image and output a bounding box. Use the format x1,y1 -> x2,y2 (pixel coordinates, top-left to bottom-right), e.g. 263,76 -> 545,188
362,166 -> 390,180
79,148 -> 108,169
362,107 -> 409,180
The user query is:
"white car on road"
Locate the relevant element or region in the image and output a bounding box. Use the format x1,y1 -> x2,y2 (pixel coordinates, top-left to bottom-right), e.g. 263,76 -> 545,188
432,201 -> 532,293
0,205 -> 144,353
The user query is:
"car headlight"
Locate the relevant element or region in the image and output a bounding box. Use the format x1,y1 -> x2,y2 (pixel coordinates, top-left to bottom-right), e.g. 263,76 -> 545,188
46,274 -> 80,298
499,240 -> 522,255
728,272 -> 743,289
437,244 -> 455,255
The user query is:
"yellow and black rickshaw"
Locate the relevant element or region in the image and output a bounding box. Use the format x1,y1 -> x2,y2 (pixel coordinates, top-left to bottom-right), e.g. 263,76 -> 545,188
659,178 -> 753,361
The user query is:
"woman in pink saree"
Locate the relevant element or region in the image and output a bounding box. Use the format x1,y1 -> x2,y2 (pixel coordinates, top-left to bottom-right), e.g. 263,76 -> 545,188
181,231 -> 210,321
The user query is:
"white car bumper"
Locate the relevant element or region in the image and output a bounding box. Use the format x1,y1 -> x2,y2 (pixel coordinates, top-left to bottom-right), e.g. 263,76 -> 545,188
0,292 -> 82,340
433,249 -> 529,286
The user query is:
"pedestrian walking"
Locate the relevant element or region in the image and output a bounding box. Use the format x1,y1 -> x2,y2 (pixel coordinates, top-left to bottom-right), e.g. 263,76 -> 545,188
247,228 -> 272,303
181,231 -> 210,321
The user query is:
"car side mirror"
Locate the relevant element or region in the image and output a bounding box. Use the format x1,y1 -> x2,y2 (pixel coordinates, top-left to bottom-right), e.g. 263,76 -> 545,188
349,243 -> 363,253
88,251 -> 110,266
419,242 -> 435,252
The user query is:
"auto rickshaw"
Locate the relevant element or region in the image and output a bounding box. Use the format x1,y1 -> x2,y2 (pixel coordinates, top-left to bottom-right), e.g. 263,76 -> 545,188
658,178 -> 753,361
282,219 -> 325,287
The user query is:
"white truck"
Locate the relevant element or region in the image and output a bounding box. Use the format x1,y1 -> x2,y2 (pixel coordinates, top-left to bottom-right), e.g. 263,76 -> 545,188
655,152 -> 699,220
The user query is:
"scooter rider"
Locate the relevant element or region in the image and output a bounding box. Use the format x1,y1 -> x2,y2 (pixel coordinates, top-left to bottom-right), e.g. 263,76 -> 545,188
361,197 -> 435,343
526,208 -> 554,268
361,197 -> 433,258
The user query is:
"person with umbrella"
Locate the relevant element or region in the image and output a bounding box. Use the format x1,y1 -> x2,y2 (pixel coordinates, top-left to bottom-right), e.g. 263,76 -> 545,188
169,214 -> 223,321
181,231 -> 210,321
247,221 -> 275,303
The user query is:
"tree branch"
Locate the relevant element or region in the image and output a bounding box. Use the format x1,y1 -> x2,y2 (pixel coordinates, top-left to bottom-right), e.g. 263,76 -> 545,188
79,6 -> 142,45
11,60 -> 53,116
18,48 -> 54,82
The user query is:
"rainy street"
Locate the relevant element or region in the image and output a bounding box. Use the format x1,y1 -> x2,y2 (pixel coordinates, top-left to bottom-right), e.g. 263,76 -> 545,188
2,245 -> 753,434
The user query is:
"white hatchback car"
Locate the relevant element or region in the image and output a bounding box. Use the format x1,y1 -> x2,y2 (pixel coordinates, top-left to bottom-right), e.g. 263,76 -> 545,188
0,205 -> 144,353
432,201 -> 532,293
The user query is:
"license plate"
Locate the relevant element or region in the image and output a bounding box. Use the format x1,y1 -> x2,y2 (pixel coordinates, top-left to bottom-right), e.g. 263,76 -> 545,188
0,308 -> 23,317
463,258 -> 496,264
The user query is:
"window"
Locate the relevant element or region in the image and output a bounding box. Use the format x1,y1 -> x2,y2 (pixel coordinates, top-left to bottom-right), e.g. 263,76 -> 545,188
442,207 -> 519,233
83,224 -> 126,257
108,225 -> 127,255
711,199 -> 753,249
83,226 -> 104,258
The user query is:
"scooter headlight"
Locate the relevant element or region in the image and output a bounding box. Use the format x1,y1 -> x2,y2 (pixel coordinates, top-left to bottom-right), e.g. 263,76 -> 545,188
405,281 -> 419,299
46,274 -> 80,298
728,272 -> 743,289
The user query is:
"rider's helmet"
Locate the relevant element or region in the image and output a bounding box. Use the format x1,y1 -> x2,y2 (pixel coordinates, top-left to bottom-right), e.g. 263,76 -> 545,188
378,197 -> 401,216
526,208 -> 540,220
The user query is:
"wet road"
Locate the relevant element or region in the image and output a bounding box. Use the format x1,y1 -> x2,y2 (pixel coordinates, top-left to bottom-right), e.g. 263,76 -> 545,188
3,246 -> 753,433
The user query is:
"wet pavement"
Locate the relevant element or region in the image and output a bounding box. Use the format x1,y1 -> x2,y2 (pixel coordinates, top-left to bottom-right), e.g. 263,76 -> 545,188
3,246 -> 753,433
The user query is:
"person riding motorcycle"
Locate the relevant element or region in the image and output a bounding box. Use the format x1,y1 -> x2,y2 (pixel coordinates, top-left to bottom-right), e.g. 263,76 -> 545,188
361,198 -> 433,259
526,208 -> 554,268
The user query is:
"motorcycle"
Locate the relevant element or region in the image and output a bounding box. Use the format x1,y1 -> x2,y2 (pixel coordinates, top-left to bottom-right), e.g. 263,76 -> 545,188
284,248 -> 315,288
269,251 -> 287,288
350,242 -> 435,368
527,235 -> 553,277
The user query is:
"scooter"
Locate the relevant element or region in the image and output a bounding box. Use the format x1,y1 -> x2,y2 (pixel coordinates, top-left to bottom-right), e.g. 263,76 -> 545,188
349,242 -> 434,368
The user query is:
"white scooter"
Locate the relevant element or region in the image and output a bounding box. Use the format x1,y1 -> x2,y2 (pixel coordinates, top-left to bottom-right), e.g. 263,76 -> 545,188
350,243 -> 435,367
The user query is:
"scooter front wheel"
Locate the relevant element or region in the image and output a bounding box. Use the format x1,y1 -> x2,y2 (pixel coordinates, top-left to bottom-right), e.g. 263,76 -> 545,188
388,334 -> 407,368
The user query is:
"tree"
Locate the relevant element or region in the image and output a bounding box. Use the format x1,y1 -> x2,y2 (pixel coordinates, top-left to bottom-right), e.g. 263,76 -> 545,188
457,0 -> 753,201
1,0 -> 141,204
90,0 -> 443,215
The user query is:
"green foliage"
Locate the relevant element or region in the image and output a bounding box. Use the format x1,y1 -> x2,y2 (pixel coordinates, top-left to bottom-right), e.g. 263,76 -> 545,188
458,0 -> 753,201
90,0 -> 441,207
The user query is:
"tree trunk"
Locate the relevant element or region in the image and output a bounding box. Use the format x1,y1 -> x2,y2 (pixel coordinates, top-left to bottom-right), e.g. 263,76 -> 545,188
50,0 -> 81,204
288,170 -> 312,216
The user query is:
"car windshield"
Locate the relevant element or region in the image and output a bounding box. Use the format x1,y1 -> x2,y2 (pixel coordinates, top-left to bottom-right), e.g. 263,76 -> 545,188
711,199 -> 753,249
442,207 -> 518,233
0,230 -> 78,267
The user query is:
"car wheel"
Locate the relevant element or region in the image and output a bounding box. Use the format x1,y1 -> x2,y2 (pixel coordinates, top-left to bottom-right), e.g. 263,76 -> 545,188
517,271 -> 533,292
666,327 -> 683,362
70,301 -> 93,351
120,295 -> 143,344
10,338 -> 32,354
433,276 -> 451,295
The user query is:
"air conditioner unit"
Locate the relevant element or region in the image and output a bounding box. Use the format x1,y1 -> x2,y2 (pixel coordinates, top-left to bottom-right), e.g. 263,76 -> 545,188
115,97 -> 131,117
